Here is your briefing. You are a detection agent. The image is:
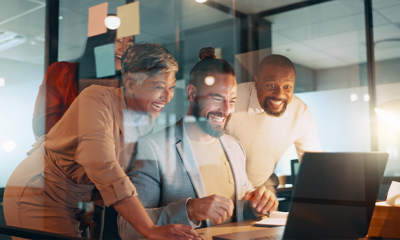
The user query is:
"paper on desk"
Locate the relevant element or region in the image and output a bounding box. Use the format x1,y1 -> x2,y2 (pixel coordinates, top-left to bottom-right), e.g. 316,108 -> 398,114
386,181 -> 400,206
254,211 -> 288,227
117,2 -> 140,38
94,43 -> 115,78
269,211 -> 289,218
88,2 -> 108,37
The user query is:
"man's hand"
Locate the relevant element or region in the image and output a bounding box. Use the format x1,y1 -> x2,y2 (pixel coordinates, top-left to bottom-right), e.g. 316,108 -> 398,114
243,186 -> 278,214
187,195 -> 234,224
146,224 -> 204,240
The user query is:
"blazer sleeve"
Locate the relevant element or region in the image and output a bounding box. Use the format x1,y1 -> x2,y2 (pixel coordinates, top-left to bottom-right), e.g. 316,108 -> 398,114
117,139 -> 195,240
74,87 -> 137,207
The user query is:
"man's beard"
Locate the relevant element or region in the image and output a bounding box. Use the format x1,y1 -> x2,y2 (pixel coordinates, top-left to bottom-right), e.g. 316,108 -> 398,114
192,100 -> 231,138
263,97 -> 288,117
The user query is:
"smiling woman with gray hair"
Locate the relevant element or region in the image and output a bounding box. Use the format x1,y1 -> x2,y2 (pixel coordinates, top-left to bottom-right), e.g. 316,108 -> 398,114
3,43 -> 201,240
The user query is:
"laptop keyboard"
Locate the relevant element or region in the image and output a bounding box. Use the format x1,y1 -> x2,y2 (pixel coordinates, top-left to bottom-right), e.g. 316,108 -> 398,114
251,235 -> 282,240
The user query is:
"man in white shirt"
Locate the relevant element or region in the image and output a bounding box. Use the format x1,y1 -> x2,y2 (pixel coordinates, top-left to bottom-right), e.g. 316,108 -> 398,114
226,54 -> 322,194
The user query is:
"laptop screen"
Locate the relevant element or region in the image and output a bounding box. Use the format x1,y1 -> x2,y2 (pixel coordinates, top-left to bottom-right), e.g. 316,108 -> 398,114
283,152 -> 388,239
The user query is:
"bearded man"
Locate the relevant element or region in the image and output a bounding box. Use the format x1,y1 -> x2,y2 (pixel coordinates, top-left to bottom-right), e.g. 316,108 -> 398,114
226,54 -> 323,195
117,49 -> 279,240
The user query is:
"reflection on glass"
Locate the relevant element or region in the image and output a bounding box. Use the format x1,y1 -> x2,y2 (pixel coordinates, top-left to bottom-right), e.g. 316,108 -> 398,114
105,16 -> 121,30
267,0 -> 372,176
373,0 -> 400,176
0,0 -> 399,239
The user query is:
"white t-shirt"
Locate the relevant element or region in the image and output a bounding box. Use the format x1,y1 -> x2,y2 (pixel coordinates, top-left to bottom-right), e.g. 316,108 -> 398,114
226,82 -> 322,188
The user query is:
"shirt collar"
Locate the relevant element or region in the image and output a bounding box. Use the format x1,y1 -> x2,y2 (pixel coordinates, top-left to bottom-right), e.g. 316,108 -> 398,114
248,84 -> 265,115
123,109 -> 153,137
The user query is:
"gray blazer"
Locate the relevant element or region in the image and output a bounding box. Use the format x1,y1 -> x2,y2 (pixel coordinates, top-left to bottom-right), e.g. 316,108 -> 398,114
117,119 -> 260,240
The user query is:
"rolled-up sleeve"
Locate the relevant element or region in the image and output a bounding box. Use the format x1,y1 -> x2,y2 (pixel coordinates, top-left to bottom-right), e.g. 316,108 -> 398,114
74,87 -> 137,207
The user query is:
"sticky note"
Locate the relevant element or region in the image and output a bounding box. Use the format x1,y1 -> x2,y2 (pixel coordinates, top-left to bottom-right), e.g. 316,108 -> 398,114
94,43 -> 115,78
88,2 -> 108,37
117,2 -> 140,38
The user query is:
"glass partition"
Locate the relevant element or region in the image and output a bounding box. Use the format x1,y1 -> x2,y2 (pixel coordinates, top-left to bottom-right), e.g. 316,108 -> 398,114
265,0 -> 372,176
0,0 -> 46,188
373,0 -> 400,176
0,0 -> 399,239
0,1 -> 46,239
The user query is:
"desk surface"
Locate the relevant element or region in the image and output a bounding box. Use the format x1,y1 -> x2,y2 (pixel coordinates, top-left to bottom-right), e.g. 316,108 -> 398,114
195,219 -> 262,240
195,219 -> 394,240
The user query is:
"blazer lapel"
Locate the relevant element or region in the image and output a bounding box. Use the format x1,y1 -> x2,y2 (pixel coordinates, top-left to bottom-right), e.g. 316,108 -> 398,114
174,120 -> 207,199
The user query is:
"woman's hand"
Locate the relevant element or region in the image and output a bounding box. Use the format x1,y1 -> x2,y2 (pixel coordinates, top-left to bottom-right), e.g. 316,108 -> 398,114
146,224 -> 204,240
114,195 -> 204,239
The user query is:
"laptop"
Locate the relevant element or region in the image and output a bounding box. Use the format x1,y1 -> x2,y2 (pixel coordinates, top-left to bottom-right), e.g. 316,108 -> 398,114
213,152 -> 389,240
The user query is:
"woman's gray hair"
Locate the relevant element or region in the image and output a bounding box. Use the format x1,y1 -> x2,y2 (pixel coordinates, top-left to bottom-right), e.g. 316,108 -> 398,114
121,42 -> 178,86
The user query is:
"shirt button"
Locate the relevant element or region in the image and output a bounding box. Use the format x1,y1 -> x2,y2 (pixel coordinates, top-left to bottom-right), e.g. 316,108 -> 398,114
122,166 -> 126,170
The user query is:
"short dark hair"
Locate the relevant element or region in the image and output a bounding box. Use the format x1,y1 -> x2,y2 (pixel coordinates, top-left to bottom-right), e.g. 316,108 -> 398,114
189,47 -> 235,89
121,42 -> 178,86
257,54 -> 295,76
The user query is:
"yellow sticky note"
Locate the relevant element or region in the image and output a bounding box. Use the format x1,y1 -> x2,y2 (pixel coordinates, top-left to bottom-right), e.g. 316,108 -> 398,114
88,2 -> 108,37
117,2 -> 140,38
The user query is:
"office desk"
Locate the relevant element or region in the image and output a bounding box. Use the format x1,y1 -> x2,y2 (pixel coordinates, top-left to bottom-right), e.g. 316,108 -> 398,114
195,219 -> 262,240
195,219 -> 398,240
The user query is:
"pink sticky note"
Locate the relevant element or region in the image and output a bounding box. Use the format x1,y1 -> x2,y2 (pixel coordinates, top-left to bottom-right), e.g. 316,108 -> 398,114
88,2 -> 108,37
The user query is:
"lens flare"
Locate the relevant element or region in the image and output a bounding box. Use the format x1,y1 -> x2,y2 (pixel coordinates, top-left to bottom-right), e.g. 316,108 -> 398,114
375,108 -> 400,131
2,140 -> 16,152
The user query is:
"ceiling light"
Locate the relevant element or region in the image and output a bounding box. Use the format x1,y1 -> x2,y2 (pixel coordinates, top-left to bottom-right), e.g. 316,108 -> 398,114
58,15 -> 63,20
350,94 -> 358,102
105,16 -> 121,30
0,30 -> 26,52
195,0 -> 207,3
2,140 -> 16,152
364,94 -> 370,102
0,78 -> 4,87
0,31 -> 16,42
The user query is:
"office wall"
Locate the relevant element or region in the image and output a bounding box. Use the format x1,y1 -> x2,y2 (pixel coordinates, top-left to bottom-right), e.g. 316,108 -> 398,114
315,57 -> 400,91
275,59 -> 400,177
275,85 -> 370,176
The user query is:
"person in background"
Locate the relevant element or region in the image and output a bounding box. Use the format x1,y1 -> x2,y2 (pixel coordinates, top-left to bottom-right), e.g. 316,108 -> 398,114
32,28 -> 134,139
226,54 -> 322,195
118,47 -> 278,240
4,43 -> 201,240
